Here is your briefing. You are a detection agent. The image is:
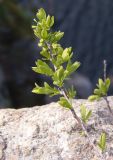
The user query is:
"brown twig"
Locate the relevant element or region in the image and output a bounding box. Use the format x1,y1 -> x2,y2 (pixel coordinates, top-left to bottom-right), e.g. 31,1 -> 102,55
103,60 -> 113,116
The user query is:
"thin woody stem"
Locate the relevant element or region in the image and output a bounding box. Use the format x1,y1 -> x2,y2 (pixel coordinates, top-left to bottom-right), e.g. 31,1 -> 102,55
103,60 -> 113,116
46,40 -> 103,159
47,42 -> 90,137
103,60 -> 107,82
47,42 -> 88,134
70,108 -> 88,136
61,88 -> 88,136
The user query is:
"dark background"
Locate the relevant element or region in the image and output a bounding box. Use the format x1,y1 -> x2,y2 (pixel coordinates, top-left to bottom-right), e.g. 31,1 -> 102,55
0,0 -> 113,108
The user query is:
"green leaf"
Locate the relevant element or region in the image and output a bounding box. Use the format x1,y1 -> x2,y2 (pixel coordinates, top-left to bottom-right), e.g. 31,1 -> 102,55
33,25 -> 42,38
46,16 -> 54,28
86,110 -> 92,122
64,61 -> 80,77
41,29 -> 48,39
40,48 -> 50,59
80,105 -> 86,123
105,78 -> 110,90
54,31 -> 64,41
55,55 -> 64,67
32,82 -> 60,96
98,133 -> 106,152
36,8 -> 46,21
46,15 -> 51,27
57,46 -> 64,55
67,86 -> 76,99
52,44 -> 63,56
80,105 -> 92,123
32,60 -> 53,76
89,77 -> 110,101
58,97 -> 72,109
38,39 -> 44,47
50,16 -> 54,27
97,79 -> 106,95
62,47 -> 72,62
94,89 -> 101,95
88,95 -> 100,101
97,78 -> 110,96
98,79 -> 104,89
52,66 -> 65,87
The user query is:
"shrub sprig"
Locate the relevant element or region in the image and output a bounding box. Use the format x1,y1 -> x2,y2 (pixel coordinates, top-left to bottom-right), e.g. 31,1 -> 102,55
32,8 -> 89,134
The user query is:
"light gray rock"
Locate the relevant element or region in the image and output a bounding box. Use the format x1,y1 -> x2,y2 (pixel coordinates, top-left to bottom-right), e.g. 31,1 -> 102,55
0,97 -> 113,160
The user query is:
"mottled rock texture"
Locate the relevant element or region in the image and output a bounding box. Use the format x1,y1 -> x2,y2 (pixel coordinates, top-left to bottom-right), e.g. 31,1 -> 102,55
0,97 -> 113,160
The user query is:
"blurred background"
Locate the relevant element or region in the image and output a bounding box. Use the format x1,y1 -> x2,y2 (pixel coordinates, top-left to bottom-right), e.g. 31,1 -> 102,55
0,0 -> 113,108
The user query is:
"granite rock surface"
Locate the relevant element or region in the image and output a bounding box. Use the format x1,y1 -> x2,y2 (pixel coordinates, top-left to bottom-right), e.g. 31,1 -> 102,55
0,97 -> 113,160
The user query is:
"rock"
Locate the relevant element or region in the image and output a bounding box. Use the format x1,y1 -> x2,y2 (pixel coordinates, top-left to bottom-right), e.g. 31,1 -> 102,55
0,96 -> 113,159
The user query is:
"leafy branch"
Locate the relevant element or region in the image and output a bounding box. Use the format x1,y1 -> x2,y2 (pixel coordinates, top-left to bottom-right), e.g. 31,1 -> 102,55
32,8 -> 88,135
88,60 -> 113,116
